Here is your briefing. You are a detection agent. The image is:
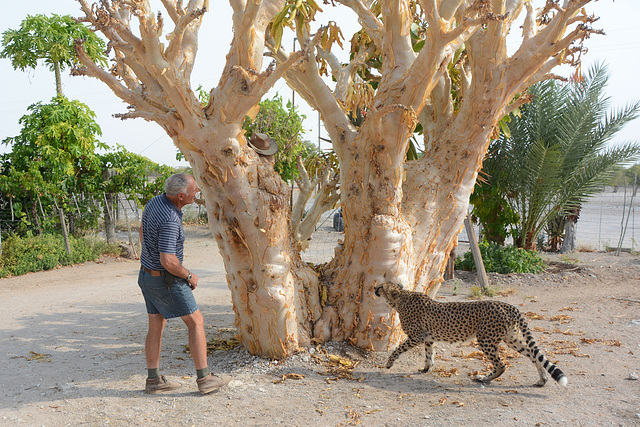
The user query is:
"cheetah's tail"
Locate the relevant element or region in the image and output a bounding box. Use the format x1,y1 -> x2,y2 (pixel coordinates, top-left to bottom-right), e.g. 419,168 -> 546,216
519,316 -> 568,386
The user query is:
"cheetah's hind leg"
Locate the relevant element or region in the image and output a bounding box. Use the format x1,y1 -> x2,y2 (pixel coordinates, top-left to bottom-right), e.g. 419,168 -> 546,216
504,327 -> 548,387
472,338 -> 506,384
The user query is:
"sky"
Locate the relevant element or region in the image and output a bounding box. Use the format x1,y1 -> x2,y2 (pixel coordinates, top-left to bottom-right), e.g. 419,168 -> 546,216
0,0 -> 639,168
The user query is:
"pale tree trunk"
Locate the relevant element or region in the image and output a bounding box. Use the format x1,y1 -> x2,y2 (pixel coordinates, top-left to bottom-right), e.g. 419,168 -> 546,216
316,106 -> 417,350
561,209 -> 580,253
291,156 -> 340,250
183,128 -> 321,356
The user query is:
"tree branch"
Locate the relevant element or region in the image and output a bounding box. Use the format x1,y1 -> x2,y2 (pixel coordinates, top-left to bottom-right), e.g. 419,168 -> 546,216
265,32 -> 356,150
164,6 -> 206,65
439,0 -> 466,22
292,156 -> 340,249
335,0 -> 384,49
380,0 -> 415,81
317,44 -> 375,104
77,0 -> 144,55
74,39 -> 168,116
160,0 -> 182,23
113,109 -> 174,123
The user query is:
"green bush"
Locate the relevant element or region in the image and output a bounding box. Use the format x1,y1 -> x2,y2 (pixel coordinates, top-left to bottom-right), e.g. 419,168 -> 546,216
0,233 -> 119,277
456,242 -> 545,274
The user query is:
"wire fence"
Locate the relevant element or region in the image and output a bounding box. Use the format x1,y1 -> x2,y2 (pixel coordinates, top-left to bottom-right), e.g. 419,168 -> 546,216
302,186 -> 639,265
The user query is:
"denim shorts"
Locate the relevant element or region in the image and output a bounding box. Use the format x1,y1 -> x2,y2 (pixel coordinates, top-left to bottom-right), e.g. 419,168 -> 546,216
138,269 -> 198,319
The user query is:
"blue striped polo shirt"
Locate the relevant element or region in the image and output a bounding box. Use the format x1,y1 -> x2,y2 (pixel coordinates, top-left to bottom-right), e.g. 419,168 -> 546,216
140,194 -> 185,271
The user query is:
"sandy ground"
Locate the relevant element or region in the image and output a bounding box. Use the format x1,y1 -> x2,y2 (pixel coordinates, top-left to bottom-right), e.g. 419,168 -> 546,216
1,224 -> 639,426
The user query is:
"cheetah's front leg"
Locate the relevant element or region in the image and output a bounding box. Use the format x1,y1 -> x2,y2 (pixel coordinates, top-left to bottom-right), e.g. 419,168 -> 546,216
386,337 -> 420,369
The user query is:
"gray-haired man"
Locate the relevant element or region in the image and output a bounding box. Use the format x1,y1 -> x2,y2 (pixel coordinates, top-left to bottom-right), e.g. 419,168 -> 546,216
138,173 -> 230,394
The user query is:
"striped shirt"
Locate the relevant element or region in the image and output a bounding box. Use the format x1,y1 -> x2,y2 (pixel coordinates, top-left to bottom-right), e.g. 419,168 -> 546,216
140,194 -> 184,271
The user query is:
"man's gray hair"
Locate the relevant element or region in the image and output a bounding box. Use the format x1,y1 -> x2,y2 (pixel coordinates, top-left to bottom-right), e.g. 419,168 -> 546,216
165,173 -> 193,196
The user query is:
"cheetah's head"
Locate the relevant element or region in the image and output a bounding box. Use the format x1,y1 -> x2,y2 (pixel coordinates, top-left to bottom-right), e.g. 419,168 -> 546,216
374,282 -> 404,303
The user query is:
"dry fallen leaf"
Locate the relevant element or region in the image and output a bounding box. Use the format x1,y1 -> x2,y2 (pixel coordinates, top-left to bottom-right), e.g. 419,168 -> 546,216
432,367 -> 460,377
580,337 -> 622,346
550,314 -> 573,323
525,312 -> 546,320
273,373 -> 306,384
26,351 -> 52,362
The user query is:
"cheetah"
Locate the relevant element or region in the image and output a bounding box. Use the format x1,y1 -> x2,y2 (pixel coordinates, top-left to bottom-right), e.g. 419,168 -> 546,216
374,282 -> 568,387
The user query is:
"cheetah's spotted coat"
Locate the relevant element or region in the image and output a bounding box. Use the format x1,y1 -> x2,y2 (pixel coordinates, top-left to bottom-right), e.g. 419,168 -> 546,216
374,282 -> 568,387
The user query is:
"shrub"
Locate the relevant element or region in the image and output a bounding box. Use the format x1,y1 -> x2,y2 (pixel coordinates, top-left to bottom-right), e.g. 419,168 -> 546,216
0,233 -> 118,277
456,242 -> 545,274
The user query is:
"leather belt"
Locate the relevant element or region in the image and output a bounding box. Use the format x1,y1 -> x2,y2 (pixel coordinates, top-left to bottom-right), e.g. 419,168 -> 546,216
141,266 -> 163,277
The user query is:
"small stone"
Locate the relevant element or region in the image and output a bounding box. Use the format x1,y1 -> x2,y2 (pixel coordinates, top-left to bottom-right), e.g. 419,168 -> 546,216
628,372 -> 638,381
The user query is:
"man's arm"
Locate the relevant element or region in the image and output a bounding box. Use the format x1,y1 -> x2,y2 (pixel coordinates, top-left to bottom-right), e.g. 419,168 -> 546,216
159,252 -> 199,289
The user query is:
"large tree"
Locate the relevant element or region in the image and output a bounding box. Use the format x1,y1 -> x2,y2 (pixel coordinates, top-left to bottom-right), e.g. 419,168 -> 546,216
73,0 -> 600,358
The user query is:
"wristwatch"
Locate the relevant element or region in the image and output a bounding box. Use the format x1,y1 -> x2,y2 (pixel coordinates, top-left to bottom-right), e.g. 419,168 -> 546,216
186,271 -> 192,282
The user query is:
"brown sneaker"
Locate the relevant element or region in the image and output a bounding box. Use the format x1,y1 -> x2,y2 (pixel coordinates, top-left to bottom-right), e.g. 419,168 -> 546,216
145,375 -> 182,394
196,373 -> 232,395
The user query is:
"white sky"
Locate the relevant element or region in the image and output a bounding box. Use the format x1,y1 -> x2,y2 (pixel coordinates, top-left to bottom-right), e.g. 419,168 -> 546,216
0,0 -> 638,167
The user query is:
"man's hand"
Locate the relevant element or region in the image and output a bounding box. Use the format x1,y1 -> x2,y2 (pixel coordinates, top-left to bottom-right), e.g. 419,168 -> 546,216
187,272 -> 199,290
160,252 -> 198,290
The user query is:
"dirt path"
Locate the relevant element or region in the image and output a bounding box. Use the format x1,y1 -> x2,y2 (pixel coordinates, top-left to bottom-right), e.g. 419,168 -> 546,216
1,225 -> 639,426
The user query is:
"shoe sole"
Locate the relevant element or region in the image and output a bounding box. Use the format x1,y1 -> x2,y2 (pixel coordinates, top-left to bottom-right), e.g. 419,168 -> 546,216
199,386 -> 222,395
145,386 -> 182,394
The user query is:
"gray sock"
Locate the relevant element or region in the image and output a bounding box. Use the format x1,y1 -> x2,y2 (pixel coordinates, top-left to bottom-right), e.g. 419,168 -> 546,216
147,368 -> 159,380
196,367 -> 210,379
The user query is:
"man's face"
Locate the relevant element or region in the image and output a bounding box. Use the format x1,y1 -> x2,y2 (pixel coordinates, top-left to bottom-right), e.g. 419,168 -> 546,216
182,179 -> 200,205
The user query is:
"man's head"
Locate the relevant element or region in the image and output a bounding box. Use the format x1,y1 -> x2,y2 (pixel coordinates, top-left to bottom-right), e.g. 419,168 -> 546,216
165,173 -> 200,209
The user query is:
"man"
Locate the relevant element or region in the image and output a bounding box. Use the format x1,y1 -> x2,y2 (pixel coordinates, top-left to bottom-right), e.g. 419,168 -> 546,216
138,173 -> 231,395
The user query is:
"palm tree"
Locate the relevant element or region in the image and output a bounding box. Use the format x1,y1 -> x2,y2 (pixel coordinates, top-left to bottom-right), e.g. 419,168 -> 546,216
479,63 -> 640,250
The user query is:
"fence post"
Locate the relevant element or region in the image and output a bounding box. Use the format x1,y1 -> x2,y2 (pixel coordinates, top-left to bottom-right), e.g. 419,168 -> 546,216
58,208 -> 71,255
120,194 -> 138,258
463,214 -> 489,289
